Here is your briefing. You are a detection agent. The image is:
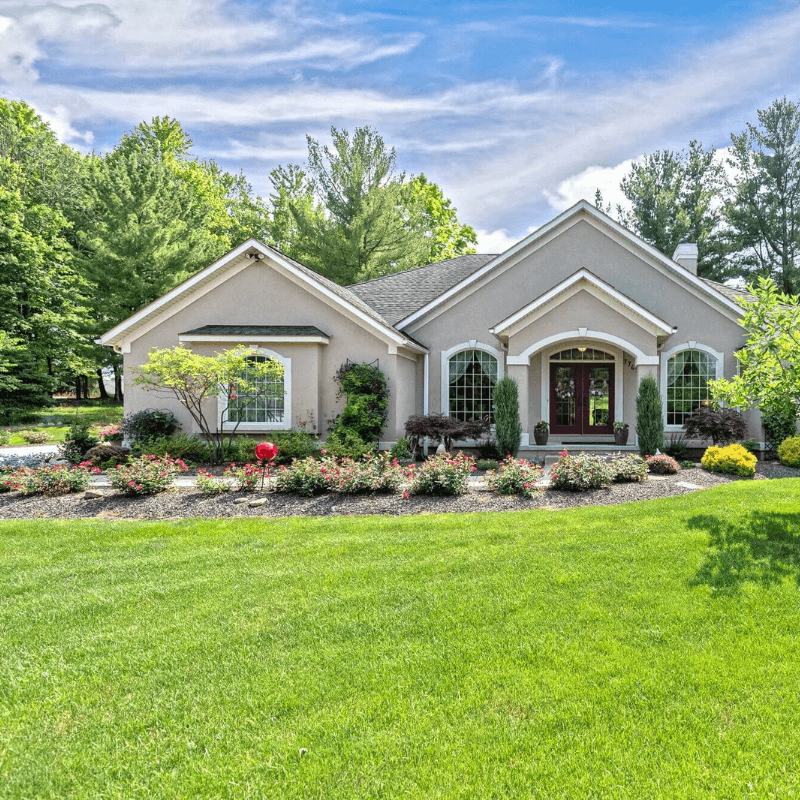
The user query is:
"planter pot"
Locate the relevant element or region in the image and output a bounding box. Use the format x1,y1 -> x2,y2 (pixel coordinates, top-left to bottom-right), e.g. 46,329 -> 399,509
614,428 -> 629,446
534,429 -> 549,446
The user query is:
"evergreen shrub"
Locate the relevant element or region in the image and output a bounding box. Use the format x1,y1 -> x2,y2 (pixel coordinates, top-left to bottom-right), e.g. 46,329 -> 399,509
701,444 -> 757,477
777,435 -> 800,468
636,376 -> 664,456
493,376 -> 522,457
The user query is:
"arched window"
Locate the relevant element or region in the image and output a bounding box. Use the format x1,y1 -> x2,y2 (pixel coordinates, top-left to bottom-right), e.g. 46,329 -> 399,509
225,353 -> 289,429
448,349 -> 498,422
666,348 -> 718,426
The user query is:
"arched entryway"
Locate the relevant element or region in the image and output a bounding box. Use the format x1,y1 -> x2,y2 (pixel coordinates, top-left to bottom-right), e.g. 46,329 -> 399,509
549,347 -> 614,435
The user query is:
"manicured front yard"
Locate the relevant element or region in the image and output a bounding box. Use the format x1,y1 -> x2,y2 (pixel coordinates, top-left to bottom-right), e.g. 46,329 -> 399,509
1,481 -> 799,798
0,401 -> 123,446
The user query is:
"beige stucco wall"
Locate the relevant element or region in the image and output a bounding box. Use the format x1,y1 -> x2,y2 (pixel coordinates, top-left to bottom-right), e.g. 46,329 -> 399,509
405,214 -> 760,442
123,260 -> 419,442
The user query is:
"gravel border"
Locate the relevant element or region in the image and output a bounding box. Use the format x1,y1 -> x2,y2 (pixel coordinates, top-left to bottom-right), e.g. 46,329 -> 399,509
2,463 -> 797,521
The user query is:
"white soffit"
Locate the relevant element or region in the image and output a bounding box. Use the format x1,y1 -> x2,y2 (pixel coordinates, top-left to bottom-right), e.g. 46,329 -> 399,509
490,269 -> 674,338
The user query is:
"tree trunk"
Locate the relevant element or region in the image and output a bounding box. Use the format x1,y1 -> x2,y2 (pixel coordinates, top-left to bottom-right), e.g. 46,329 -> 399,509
75,376 -> 83,400
96,369 -> 109,401
113,364 -> 123,403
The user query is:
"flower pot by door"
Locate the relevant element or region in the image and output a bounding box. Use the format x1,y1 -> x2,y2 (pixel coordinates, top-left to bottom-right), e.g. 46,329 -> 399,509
534,429 -> 549,446
614,428 -> 629,446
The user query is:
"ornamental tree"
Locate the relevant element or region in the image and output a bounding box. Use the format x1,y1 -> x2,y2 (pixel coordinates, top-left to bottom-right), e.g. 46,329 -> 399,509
709,277 -> 800,446
134,346 -> 283,463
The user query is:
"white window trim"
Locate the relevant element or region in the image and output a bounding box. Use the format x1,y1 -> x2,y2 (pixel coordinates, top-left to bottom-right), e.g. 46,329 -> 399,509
660,342 -> 724,432
219,347 -> 292,432
540,342 -> 623,432
440,341 -> 504,417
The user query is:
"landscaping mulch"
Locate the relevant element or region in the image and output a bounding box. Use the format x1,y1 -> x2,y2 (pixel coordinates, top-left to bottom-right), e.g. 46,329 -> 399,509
2,463 -> 797,521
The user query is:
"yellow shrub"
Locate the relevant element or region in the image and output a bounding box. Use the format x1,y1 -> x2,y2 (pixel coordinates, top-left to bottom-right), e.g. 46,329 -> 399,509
778,435 -> 800,468
701,443 -> 757,477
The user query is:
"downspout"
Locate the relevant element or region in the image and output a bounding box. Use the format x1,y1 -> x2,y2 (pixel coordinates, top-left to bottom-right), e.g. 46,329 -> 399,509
423,352 -> 430,456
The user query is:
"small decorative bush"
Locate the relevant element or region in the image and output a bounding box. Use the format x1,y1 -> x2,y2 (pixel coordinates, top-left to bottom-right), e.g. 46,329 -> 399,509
680,460 -> 697,469
476,459 -> 499,472
740,438 -> 759,454
485,456 -> 543,499
646,454 -> 680,474
19,429 -> 49,444
664,434 -> 688,460
121,408 -> 178,443
389,437 -> 413,460
274,457 -> 333,496
608,454 -> 648,483
196,469 -> 231,494
60,420 -> 99,464
8,463 -> 97,495
224,463 -> 266,492
109,455 -> 188,496
683,407 -> 747,445
324,428 -> 375,460
0,429 -> 9,445
0,468 -> 12,492
97,424 -> 123,442
407,452 -> 476,496
778,435 -> 800,468
326,454 -> 405,495
550,451 -> 612,491
404,414 -> 489,453
701,443 -> 757,477
134,433 -> 212,465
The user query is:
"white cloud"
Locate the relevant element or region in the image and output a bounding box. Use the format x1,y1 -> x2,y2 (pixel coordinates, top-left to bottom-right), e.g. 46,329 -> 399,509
543,159 -> 639,214
476,225 -> 537,254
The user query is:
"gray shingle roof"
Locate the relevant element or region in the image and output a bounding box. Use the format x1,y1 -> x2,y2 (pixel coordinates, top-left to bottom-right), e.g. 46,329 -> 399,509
347,254 -> 498,325
272,248 -> 399,331
700,278 -> 750,306
180,325 -> 328,337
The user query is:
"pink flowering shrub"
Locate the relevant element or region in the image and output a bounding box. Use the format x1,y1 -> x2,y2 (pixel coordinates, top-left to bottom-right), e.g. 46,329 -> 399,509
550,451 -> 612,492
224,462 -> 266,492
5,463 -> 98,495
196,469 -> 231,494
96,424 -> 123,442
274,456 -> 334,496
646,454 -> 680,475
109,455 -> 188,496
485,456 -> 543,499
326,453 -> 405,494
407,452 -> 476,496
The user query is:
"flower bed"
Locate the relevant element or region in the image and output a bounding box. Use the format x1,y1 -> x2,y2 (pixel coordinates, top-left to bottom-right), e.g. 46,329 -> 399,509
109,455 -> 188,496
550,451 -> 612,491
485,457 -> 543,499
3,463 -> 98,496
407,452 -> 476,496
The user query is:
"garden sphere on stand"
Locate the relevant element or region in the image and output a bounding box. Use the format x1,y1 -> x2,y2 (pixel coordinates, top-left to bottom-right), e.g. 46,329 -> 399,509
255,441 -> 278,489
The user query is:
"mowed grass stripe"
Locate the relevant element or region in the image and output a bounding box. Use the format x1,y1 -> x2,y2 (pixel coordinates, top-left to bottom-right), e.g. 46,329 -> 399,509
1,481 -> 799,798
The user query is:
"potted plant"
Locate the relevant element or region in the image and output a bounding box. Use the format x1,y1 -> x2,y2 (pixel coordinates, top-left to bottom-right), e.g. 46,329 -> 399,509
533,419 -> 549,446
614,421 -> 629,445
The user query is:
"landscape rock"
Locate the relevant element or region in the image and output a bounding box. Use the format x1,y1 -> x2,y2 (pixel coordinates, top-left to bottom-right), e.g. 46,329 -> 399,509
83,443 -> 131,463
84,490 -> 104,499
249,497 -> 267,507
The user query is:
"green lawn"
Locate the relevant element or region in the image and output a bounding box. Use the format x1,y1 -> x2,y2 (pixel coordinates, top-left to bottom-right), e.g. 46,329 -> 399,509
2,482 -> 800,798
1,401 -> 123,445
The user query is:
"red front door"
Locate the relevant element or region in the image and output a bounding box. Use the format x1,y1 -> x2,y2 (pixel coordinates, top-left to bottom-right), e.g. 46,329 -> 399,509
549,363 -> 614,435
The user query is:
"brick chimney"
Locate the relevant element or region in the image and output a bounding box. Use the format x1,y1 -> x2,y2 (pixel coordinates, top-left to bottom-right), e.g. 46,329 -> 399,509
673,243 -> 698,275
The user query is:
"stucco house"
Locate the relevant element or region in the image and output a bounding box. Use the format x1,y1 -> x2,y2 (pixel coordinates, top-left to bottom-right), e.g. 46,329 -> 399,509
99,200 -> 760,451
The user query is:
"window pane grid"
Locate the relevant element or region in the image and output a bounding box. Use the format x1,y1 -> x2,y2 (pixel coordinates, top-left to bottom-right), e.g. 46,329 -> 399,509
228,355 -> 284,425
449,350 -> 498,423
666,349 -> 716,426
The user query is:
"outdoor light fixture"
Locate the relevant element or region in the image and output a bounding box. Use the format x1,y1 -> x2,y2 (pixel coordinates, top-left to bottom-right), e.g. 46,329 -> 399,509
578,346 -> 587,352
245,252 -> 262,261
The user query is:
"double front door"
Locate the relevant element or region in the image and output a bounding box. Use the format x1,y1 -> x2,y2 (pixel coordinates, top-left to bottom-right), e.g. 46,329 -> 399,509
549,363 -> 614,435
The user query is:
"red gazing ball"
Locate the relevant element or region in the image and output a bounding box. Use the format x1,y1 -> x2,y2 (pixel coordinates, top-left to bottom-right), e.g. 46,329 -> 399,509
255,441 -> 278,461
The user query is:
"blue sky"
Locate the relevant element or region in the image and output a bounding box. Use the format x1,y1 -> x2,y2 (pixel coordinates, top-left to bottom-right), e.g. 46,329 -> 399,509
1,0 -> 799,250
